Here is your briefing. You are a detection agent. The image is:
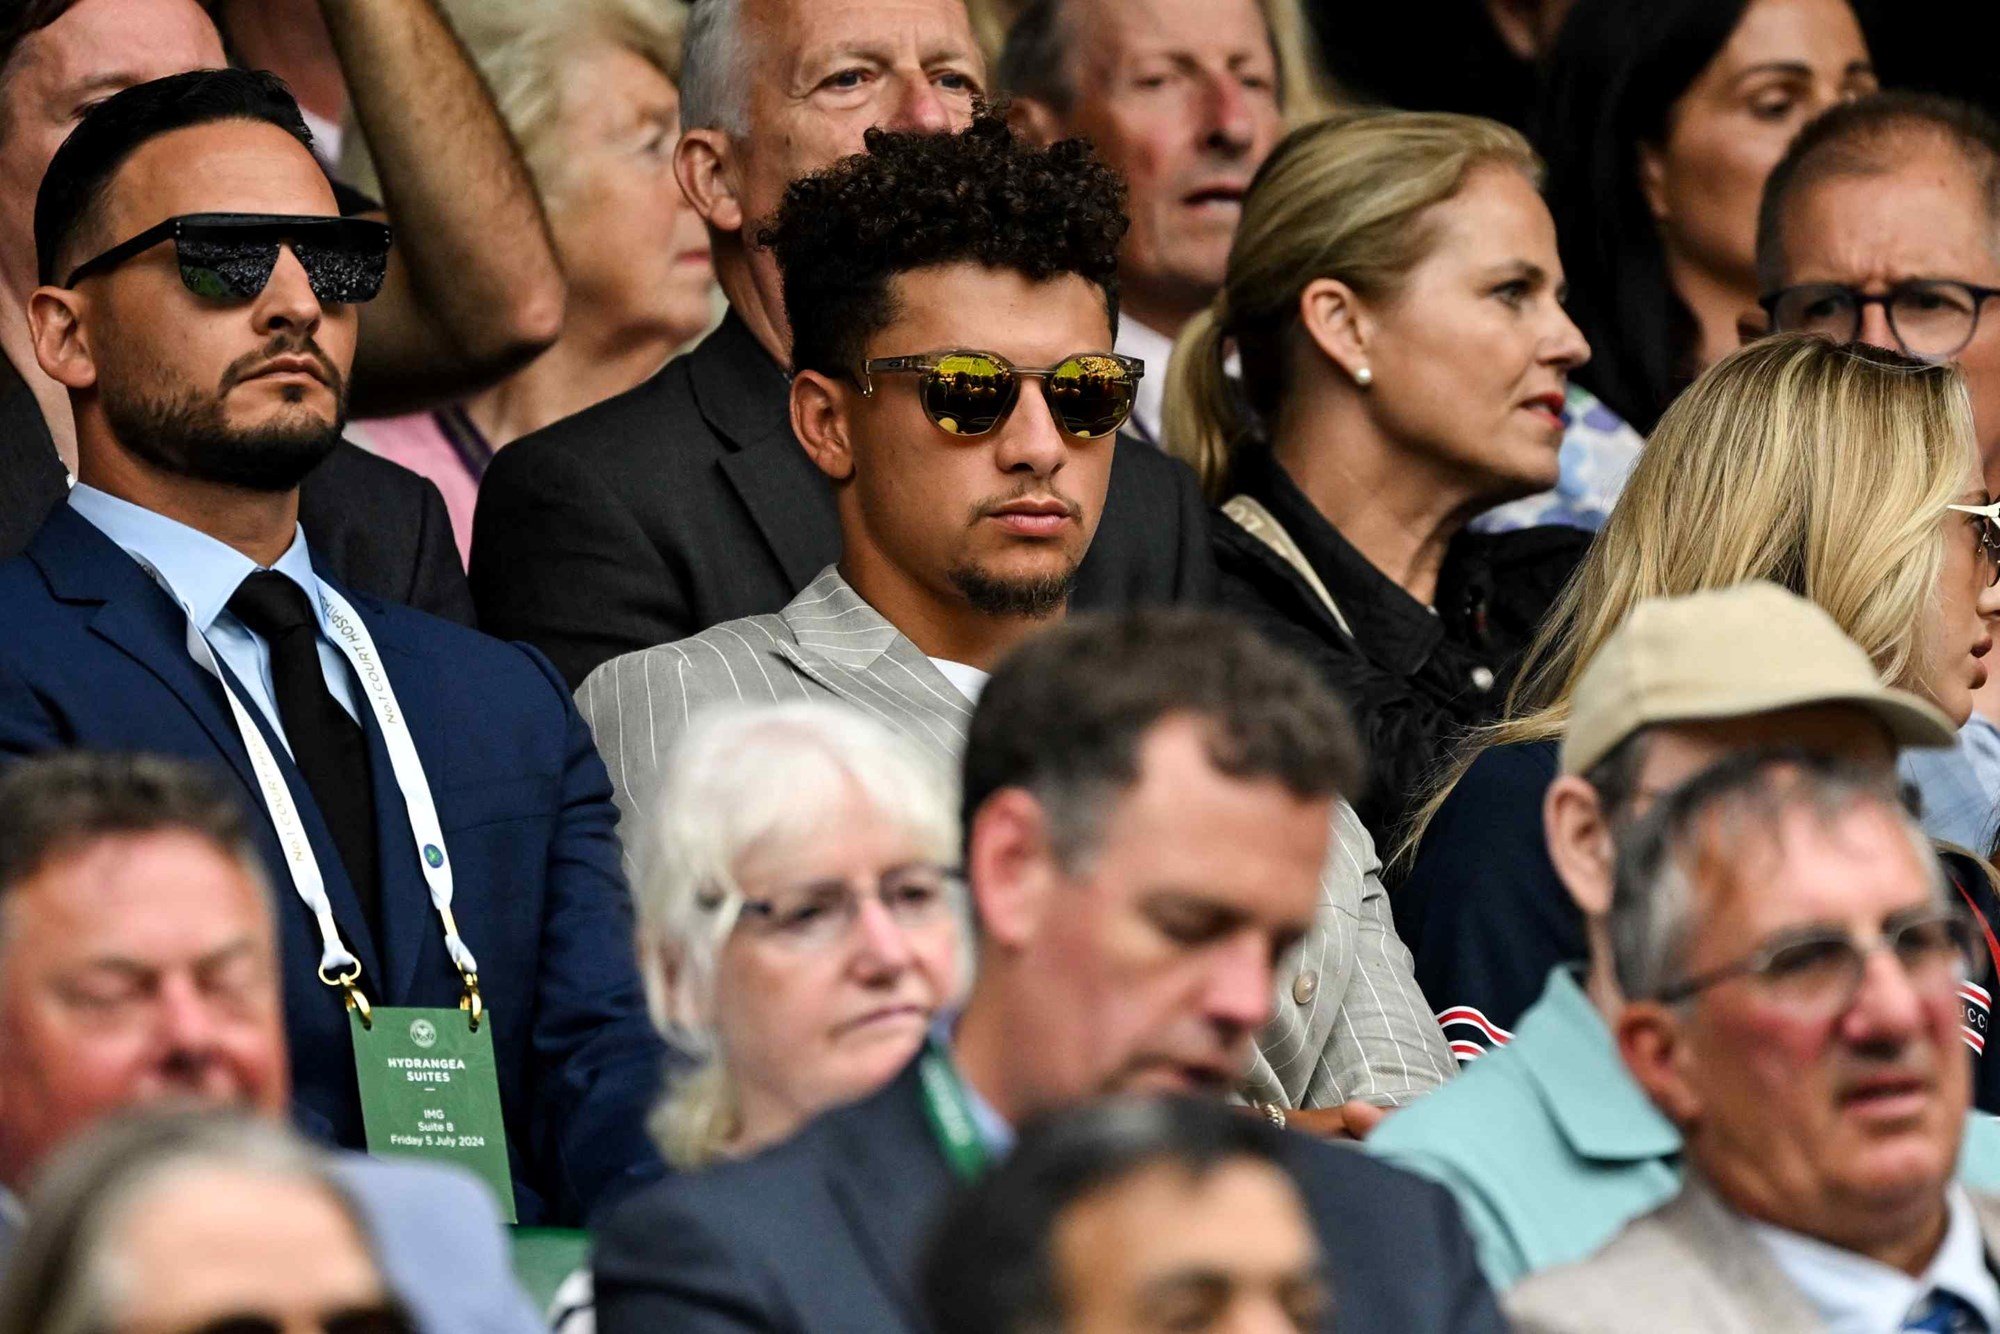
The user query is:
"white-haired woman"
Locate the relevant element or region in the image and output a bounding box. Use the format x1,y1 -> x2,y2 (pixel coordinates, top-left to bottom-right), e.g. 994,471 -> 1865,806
638,702 -> 967,1167
344,0 -> 716,564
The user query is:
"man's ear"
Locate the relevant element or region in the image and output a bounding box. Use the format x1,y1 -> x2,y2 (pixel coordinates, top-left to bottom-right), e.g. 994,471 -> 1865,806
1736,304 -> 1772,346
1297,277 -> 1375,387
675,128 -> 743,236
29,286 -> 96,391
791,370 -> 855,482
965,789 -> 1061,951
1007,97 -> 1066,148
1545,775 -> 1616,919
1616,1001 -> 1703,1128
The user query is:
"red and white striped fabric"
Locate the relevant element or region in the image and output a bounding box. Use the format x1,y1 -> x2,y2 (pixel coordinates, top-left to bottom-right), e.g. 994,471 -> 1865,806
1437,1006 -> 1516,1064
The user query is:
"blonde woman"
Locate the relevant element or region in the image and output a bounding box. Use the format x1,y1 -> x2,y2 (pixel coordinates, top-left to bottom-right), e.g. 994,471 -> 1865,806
344,0 -> 715,563
1164,110 -> 1591,854
1401,335 -> 2000,1062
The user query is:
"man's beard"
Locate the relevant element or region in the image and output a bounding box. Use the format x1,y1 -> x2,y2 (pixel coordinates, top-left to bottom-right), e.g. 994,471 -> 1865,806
101,339 -> 347,493
947,561 -> 1077,619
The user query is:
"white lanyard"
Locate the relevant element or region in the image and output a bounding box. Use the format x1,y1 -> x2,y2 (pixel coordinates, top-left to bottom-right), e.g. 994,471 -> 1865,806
143,562 -> 479,1006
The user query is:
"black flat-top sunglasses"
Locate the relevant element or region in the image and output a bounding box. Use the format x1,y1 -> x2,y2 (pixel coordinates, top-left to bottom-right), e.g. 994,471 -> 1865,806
63,212 -> 393,304
859,349 -> 1144,440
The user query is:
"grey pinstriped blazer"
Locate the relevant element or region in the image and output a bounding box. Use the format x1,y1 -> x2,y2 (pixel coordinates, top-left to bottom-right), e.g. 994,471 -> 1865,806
576,568 -> 1453,1110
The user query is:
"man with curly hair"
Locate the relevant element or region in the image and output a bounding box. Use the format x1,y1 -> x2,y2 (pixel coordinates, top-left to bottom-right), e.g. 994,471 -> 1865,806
469,0 -> 1217,691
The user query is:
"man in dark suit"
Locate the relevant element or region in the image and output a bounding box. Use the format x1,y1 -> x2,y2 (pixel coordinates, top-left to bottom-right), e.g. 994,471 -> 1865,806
0,70 -> 665,1224
594,610 -> 1505,1334
470,0 -> 1215,688
0,0 -> 574,620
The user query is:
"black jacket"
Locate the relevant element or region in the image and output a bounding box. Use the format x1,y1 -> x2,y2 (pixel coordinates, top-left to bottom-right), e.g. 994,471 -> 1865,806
594,1055 -> 1509,1334
0,358 -> 473,624
469,312 -> 1217,688
1213,449 -> 1586,854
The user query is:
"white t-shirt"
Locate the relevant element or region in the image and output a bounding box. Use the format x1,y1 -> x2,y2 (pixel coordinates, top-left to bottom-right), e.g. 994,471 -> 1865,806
928,657 -> 990,704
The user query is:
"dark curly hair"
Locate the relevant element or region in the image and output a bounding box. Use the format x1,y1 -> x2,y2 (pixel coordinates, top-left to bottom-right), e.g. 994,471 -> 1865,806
759,107 -> 1129,380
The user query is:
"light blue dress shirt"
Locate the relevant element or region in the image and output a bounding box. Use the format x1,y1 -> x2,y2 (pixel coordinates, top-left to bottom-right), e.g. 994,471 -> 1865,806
930,1012 -> 1014,1156
67,484 -> 361,751
1752,1187 -> 2000,1334
1903,717 -> 2000,854
1369,967 -> 2000,1290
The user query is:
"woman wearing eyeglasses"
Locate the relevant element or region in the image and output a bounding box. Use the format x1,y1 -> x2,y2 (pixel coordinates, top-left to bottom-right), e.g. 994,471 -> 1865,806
1399,335 -> 2000,1098
1165,110 -> 1593,862
0,1113 -> 412,1334
635,702 -> 966,1168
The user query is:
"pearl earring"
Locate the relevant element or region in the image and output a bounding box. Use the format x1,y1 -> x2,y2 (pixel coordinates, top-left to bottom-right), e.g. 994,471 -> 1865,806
1353,365 -> 1373,388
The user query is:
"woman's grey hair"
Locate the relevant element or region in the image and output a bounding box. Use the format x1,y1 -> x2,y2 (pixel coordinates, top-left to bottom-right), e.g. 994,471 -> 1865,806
1608,749 -> 1943,1004
636,702 -> 961,1166
678,0 -> 748,135
0,1112 -> 371,1334
341,0 -> 688,202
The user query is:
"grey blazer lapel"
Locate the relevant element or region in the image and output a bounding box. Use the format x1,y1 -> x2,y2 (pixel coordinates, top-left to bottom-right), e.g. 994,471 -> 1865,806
1660,1182 -> 1826,1333
775,570 -> 974,764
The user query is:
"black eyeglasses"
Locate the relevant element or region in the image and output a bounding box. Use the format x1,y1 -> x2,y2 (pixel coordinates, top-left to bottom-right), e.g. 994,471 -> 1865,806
1948,499 -> 2000,587
63,212 -> 393,305
1654,905 -> 1980,1016
858,349 -> 1143,440
1761,279 -> 2000,361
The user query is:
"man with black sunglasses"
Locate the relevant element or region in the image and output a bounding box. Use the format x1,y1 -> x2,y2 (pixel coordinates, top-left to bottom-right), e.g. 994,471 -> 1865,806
0,0 -> 568,622
0,69 -> 669,1227
1752,93 -> 2000,858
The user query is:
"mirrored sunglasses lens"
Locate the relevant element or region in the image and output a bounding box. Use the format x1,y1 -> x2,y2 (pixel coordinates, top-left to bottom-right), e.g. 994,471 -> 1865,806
174,237 -> 280,301
1047,354 -> 1136,438
921,353 -> 1013,435
293,238 -> 390,304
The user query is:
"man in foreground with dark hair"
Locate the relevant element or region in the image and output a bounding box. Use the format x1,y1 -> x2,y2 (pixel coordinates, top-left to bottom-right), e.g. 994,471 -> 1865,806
593,609 -> 1504,1333
578,108 -> 1451,1121
921,1098 -> 1328,1334
0,69 -> 665,1224
0,751 -> 545,1333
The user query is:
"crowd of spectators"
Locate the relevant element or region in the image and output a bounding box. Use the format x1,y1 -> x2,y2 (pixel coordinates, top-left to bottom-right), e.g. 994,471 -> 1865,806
4,0 -> 2000,1329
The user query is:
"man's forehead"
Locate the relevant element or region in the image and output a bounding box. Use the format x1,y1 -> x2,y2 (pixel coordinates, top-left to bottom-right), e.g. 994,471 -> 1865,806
23,0 -> 222,93
1694,803 -> 1931,937
97,120 -> 338,236
1072,0 -> 1275,65
1786,148 -> 2000,282
762,0 -> 977,63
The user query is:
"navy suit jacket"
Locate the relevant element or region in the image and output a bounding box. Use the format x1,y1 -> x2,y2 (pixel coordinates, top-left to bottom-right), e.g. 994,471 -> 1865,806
0,506 -> 667,1224
593,1059 -> 1508,1333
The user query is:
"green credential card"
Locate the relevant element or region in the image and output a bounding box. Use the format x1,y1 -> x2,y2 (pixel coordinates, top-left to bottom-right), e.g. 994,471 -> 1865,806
349,1006 -> 517,1223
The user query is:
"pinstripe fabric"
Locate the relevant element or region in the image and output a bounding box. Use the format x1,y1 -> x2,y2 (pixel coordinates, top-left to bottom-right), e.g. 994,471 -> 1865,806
576,567 -> 1452,1109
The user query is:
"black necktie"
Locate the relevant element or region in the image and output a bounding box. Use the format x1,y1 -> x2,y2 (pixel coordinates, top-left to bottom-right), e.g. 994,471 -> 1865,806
226,570 -> 380,938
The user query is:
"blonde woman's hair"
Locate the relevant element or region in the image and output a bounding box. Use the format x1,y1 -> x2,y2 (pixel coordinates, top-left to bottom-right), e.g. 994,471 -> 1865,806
1398,334 -> 1978,862
339,0 -> 687,204
1163,110 -> 1541,499
635,703 -> 963,1168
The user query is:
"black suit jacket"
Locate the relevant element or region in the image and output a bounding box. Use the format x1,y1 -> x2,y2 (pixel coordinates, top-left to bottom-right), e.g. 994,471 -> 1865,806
470,312 -> 1217,688
0,358 -> 474,624
593,1059 -> 1508,1333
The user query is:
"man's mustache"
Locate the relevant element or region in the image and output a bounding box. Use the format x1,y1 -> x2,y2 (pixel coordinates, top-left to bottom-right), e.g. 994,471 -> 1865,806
219,334 -> 344,395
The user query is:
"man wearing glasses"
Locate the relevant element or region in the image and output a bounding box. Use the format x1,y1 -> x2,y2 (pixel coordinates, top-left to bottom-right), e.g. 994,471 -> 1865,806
0,70 -> 667,1225
1370,583 -> 2000,1291
1754,92 -> 2000,854
1509,750 -> 2000,1332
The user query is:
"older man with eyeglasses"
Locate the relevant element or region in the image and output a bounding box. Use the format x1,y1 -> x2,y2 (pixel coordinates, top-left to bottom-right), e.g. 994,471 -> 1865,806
1752,90 -> 2000,855
1509,749 -> 2000,1333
